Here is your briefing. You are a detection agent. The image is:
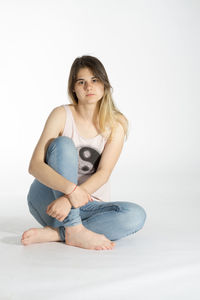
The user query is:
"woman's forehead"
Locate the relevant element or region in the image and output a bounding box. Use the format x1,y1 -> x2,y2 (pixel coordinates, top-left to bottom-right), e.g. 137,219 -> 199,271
76,67 -> 95,78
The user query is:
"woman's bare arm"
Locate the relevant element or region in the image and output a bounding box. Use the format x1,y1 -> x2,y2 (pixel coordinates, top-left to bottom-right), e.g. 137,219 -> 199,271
80,121 -> 126,195
28,106 -> 75,195
29,162 -> 75,195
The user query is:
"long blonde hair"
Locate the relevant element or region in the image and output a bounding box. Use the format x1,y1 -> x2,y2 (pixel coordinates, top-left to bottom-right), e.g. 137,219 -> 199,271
67,55 -> 129,141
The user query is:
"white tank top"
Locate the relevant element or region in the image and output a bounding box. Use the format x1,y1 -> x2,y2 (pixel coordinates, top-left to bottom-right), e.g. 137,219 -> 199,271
61,104 -> 110,202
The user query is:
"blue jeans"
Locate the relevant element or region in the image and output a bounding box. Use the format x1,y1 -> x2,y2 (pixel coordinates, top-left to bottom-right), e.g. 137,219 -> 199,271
27,136 -> 146,242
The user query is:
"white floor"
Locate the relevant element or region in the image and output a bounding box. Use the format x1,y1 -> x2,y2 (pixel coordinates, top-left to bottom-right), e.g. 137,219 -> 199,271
0,174 -> 200,300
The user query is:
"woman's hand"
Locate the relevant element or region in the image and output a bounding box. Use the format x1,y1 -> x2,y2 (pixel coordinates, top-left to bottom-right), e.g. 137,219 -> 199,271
67,185 -> 93,208
46,196 -> 72,222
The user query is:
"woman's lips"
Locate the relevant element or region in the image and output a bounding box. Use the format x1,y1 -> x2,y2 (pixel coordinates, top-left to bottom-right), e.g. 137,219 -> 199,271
86,94 -> 95,96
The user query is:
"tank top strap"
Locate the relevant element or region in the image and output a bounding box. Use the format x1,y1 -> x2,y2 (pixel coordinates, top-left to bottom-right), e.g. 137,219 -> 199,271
62,104 -> 74,137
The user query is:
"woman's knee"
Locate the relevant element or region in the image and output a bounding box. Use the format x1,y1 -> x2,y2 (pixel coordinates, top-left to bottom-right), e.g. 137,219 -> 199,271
48,136 -> 76,153
45,136 -> 78,164
118,202 -> 147,232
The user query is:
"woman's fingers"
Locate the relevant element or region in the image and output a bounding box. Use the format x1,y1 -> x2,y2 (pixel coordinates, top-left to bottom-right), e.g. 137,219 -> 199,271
46,208 -> 56,217
47,208 -> 66,221
56,213 -> 67,222
46,204 -> 52,212
51,212 -> 57,217
46,208 -> 52,215
55,214 -> 62,220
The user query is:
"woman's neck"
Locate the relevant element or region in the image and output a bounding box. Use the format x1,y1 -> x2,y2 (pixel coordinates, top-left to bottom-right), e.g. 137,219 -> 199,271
75,103 -> 100,124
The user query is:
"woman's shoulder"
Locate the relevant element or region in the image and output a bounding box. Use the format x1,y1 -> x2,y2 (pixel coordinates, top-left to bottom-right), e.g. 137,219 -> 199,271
50,104 -> 66,118
106,113 -> 128,142
115,112 -> 128,127
56,103 -> 74,110
50,104 -> 71,135
52,103 -> 76,114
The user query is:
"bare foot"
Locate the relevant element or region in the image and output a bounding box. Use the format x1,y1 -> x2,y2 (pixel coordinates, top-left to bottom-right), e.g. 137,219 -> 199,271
65,224 -> 115,250
21,226 -> 61,245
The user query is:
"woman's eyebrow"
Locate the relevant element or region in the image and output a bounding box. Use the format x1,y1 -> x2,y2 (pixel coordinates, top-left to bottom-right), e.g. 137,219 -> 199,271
75,76 -> 96,82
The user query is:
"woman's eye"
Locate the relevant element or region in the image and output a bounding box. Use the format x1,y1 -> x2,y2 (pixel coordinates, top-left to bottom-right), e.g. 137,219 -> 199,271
77,79 -> 98,85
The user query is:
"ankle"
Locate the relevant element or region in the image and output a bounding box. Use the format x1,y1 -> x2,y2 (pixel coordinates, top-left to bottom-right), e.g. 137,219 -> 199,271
65,223 -> 83,233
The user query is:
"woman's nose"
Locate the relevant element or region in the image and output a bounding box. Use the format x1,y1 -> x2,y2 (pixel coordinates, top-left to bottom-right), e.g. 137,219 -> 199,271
85,82 -> 93,90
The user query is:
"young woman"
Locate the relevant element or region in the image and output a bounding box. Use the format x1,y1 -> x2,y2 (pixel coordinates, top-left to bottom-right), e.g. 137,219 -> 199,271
21,55 -> 146,250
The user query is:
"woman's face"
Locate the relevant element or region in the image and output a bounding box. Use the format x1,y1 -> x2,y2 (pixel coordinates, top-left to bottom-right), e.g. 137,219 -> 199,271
73,67 -> 104,104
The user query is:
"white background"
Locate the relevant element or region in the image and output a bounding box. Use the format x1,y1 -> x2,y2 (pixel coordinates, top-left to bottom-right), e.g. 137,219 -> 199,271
0,0 -> 199,199
0,1 -> 200,299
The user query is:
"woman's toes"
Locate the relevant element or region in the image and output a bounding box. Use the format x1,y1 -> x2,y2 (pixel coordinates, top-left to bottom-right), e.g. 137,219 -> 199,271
102,247 -> 107,250
22,231 -> 29,240
21,238 -> 29,245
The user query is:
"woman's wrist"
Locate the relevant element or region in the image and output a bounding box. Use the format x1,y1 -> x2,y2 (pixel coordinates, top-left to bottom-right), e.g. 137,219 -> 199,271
65,183 -> 77,196
62,195 -> 72,208
67,184 -> 77,196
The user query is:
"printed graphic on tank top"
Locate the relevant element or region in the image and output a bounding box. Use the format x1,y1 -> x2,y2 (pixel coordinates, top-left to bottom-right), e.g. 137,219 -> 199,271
61,104 -> 111,202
